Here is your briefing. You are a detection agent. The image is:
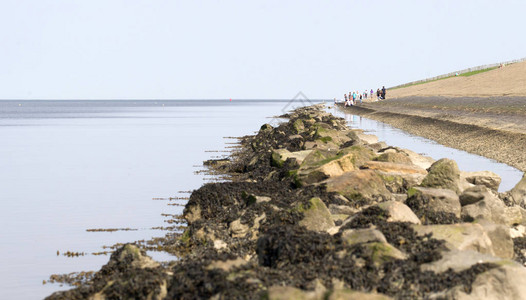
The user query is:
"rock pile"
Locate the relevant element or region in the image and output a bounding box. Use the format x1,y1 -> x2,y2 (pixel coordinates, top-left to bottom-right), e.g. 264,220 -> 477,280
47,104 -> 526,300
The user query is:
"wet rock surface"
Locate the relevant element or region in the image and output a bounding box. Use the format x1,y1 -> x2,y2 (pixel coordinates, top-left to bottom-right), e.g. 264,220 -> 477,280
47,104 -> 526,299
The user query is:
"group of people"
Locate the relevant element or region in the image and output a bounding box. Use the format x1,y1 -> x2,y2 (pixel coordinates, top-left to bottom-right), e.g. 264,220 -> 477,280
336,86 -> 387,107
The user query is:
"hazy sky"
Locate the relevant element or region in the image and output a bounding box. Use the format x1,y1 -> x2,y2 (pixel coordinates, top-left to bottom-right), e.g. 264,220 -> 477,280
1,0 -> 525,100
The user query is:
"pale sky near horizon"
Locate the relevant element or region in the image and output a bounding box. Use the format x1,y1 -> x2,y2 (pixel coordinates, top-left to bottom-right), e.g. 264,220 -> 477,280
1,0 -> 525,100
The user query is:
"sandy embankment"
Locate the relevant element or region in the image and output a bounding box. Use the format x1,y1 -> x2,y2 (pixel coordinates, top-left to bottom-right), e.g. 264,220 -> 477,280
344,61 -> 526,171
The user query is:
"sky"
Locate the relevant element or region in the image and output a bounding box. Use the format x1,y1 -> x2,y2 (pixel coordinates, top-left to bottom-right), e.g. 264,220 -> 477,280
1,0 -> 525,100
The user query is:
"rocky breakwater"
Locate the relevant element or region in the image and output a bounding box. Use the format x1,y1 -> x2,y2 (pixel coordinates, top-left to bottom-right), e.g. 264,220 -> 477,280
47,104 -> 526,299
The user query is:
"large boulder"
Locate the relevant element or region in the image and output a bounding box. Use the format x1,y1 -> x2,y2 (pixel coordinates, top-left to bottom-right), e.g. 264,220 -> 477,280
377,201 -> 421,224
412,223 -> 513,258
405,187 -> 461,223
324,170 -> 393,203
461,188 -> 524,226
374,152 -> 413,164
297,146 -> 375,185
462,170 -> 502,192
399,148 -> 435,170
477,220 -> 514,259
510,173 -> 526,207
420,249 -> 505,273
354,131 -> 379,145
439,264 -> 526,300
313,125 -> 355,147
271,148 -> 313,167
297,197 -> 335,232
420,158 -> 461,194
292,119 -> 305,134
459,185 -> 494,206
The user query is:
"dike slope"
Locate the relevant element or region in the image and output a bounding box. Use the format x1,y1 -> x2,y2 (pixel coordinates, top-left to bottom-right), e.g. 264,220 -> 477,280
389,60 -> 526,98
343,60 -> 526,172
47,104 -> 526,300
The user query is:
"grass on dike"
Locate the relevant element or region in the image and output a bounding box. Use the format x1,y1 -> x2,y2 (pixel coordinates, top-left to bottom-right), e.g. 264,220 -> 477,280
391,66 -> 499,90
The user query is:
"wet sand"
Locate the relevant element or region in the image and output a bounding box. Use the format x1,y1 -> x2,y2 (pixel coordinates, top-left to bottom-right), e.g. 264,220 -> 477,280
340,96 -> 526,172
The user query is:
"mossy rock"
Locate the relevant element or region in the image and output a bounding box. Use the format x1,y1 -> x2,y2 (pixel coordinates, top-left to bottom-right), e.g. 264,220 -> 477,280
420,158 -> 461,194
362,242 -> 407,266
259,123 -> 273,132
325,170 -> 393,203
297,197 -> 335,232
292,119 -> 305,134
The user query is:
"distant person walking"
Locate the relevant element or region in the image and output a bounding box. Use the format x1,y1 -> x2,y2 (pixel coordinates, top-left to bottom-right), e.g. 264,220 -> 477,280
370,89 -> 374,99
377,88 -> 381,100
381,86 -> 386,100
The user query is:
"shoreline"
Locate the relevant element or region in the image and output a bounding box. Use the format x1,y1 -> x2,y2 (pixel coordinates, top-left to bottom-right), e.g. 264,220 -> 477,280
47,104 -> 526,299
339,97 -> 526,172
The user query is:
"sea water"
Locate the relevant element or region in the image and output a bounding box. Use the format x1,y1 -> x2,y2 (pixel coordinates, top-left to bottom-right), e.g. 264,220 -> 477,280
0,99 -> 309,299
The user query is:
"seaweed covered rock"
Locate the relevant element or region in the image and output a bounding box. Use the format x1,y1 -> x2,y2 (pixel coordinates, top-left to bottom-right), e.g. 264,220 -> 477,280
46,245 -> 168,300
405,187 -> 461,224
420,158 -> 461,194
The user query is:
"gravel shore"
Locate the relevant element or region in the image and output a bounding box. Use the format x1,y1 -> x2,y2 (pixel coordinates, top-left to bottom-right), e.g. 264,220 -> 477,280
341,96 -> 526,172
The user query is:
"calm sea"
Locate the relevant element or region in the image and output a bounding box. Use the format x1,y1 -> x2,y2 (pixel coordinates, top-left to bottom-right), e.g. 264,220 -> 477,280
0,99 -> 317,299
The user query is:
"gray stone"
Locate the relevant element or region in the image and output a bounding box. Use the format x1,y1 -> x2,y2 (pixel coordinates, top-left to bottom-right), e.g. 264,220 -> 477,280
461,193 -> 523,226
399,148 -> 435,170
413,223 -> 496,257
477,220 -> 514,259
420,249 -> 504,273
444,264 -> 526,300
377,201 -> 421,224
355,132 -> 379,144
463,170 -> 502,192
341,228 -> 387,246
459,185 -> 494,206
510,173 -> 526,206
